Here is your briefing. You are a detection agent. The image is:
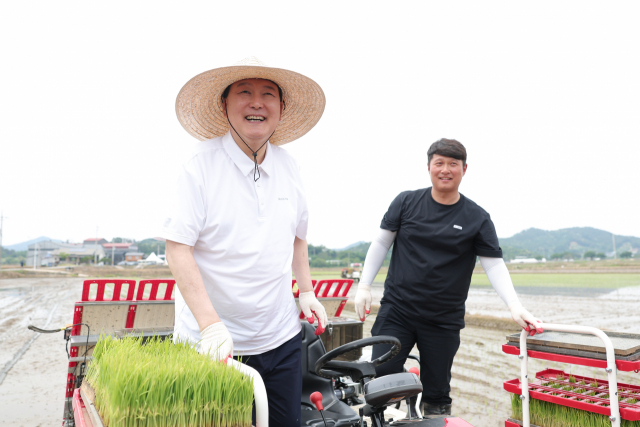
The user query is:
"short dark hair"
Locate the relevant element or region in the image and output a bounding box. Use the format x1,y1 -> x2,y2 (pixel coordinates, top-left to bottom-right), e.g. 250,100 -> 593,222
427,138 -> 467,166
221,80 -> 284,102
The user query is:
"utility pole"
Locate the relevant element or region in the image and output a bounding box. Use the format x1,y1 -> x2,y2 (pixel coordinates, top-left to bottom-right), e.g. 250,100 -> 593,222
33,242 -> 38,270
0,211 -> 4,267
612,233 -> 617,260
111,244 -> 115,266
94,226 -> 99,265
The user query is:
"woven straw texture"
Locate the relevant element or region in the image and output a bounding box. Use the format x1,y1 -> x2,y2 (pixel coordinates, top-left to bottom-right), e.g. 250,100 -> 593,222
176,57 -> 325,145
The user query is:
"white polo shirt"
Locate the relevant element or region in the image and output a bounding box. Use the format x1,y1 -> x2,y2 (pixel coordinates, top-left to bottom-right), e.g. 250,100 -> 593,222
161,132 -> 308,355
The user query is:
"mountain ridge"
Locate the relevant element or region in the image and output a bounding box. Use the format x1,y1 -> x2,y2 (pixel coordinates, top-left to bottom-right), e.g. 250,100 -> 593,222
500,227 -> 640,259
4,236 -> 63,251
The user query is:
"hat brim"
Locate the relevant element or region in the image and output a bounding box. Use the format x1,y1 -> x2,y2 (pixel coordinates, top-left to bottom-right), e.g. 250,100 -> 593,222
175,65 -> 326,145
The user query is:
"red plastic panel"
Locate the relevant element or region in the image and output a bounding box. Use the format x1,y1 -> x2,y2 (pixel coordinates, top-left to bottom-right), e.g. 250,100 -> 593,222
125,305 -> 137,328
503,369 -> 640,420
314,279 -> 354,297
71,306 -> 83,336
292,279 -> 317,298
444,418 -> 476,427
72,388 -> 89,427
68,346 -> 78,368
504,421 -> 519,427
502,344 -> 640,372
335,300 -> 348,317
136,279 -> 176,301
66,373 -> 76,398
80,280 -> 136,302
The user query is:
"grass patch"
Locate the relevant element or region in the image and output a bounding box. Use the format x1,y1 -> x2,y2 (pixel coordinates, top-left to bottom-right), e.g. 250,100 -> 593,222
471,273 -> 640,288
85,335 -> 253,427
511,394 -> 640,427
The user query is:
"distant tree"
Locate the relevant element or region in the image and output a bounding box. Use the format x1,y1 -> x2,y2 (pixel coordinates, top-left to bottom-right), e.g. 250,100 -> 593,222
583,250 -> 597,260
59,252 -> 69,261
619,251 -> 633,259
550,253 -> 565,260
310,258 -> 328,268
136,239 -> 166,256
596,252 -> 606,258
111,237 -> 123,243
99,257 -> 111,264
534,255 -> 543,261
0,248 -> 27,265
80,256 -> 92,264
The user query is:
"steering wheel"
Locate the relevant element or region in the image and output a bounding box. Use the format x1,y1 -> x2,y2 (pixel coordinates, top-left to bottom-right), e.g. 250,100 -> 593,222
314,335 -> 401,381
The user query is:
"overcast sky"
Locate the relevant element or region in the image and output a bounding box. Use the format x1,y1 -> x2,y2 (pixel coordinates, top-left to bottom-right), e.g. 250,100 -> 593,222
1,1 -> 639,248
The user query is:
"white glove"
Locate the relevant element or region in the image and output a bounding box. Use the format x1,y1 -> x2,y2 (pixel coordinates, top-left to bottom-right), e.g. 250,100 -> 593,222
299,291 -> 328,335
199,322 -> 234,361
509,302 -> 543,336
354,284 -> 372,321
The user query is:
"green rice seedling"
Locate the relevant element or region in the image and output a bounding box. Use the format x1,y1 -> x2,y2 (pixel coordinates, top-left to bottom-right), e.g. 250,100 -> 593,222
562,386 -> 573,392
551,383 -> 563,389
558,374 -> 565,381
586,390 -> 597,397
573,388 -> 586,394
569,375 -> 577,384
510,394 -> 640,427
626,397 -> 638,404
591,379 -> 599,388
579,380 -> 587,386
84,335 -> 253,427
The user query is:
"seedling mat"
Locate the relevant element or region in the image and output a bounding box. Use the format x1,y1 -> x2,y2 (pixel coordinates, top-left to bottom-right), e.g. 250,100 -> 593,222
506,331 -> 640,361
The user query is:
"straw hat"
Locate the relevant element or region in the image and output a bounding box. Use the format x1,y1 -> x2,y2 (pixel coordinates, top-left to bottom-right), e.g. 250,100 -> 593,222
176,57 -> 326,145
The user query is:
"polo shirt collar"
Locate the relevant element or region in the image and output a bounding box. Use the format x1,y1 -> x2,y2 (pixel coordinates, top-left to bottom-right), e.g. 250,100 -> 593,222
222,132 -> 274,177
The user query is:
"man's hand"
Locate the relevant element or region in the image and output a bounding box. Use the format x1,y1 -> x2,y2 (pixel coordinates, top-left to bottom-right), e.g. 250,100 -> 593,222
354,283 -> 372,321
509,302 -> 543,336
199,322 -> 234,361
299,291 -> 328,335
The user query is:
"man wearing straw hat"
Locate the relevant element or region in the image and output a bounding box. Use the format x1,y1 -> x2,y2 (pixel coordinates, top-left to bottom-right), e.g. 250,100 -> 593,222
161,57 -> 328,426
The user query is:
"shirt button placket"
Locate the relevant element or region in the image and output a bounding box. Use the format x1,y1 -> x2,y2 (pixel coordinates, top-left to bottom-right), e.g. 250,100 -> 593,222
255,178 -> 265,217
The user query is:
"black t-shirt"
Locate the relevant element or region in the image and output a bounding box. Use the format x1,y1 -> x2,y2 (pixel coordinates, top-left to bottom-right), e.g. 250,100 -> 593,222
380,187 -> 502,329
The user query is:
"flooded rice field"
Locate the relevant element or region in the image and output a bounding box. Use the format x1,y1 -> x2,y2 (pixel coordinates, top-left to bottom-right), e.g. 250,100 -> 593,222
0,277 -> 638,427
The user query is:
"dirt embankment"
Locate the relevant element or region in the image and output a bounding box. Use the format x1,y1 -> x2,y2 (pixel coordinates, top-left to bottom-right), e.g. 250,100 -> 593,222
0,265 -> 174,280
473,258 -> 640,274
365,303 -> 520,332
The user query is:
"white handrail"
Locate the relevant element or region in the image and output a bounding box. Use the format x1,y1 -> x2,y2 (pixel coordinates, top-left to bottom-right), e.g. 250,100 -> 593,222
519,323 -> 620,427
227,358 -> 269,427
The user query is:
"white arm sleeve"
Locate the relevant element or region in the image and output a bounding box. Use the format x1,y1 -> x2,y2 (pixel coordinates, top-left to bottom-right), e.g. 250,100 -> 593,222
360,229 -> 397,285
479,256 -> 520,307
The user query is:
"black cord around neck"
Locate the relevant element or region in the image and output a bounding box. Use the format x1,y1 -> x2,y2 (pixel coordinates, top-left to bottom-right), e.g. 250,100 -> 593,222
227,118 -> 275,182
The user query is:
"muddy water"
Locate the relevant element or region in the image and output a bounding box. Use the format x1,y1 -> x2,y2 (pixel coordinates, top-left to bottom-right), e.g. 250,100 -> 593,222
0,278 -> 83,427
0,278 -> 638,427
347,283 -> 640,426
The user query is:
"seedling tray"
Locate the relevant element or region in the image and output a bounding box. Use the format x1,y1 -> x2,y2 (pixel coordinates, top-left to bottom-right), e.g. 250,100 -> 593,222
506,331 -> 640,359
503,369 -> 640,421
502,344 -> 640,371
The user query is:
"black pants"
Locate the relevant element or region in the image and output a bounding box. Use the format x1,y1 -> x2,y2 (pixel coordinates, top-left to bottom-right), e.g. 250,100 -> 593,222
234,331 -> 302,427
371,304 -> 460,405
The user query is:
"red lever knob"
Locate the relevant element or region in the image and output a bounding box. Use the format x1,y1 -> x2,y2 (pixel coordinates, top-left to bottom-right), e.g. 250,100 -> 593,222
409,367 -> 419,376
310,391 -> 324,410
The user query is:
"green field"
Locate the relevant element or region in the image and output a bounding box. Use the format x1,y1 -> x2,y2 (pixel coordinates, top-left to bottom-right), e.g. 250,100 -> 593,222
310,270 -> 640,289
471,273 -> 640,288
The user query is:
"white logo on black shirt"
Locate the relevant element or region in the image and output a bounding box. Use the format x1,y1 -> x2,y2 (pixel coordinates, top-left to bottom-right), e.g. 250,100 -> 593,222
453,225 -> 462,230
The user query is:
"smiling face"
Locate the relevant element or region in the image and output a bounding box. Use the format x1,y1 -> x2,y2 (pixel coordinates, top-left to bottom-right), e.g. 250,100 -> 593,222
223,78 -> 283,145
428,154 -> 467,194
